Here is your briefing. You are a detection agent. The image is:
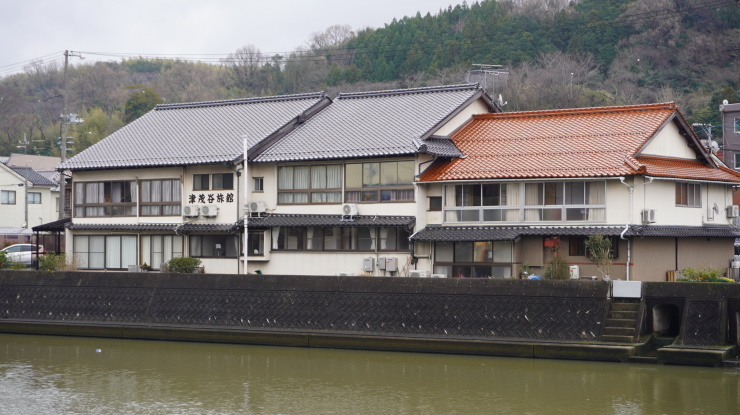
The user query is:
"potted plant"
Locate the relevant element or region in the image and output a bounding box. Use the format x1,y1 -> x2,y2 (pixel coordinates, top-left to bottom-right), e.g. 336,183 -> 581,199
139,263 -> 152,272
519,262 -> 532,279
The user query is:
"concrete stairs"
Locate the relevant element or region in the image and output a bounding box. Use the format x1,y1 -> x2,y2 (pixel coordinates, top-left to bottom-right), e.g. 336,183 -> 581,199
602,299 -> 641,343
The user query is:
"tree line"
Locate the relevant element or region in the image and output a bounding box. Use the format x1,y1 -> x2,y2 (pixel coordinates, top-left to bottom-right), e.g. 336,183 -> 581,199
1,0 -> 738,158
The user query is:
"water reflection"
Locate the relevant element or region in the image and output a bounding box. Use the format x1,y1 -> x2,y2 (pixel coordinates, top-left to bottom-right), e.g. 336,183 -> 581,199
0,333 -> 738,414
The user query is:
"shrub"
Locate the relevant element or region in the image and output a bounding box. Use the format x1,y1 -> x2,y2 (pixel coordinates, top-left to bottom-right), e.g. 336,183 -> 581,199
38,253 -> 77,271
680,267 -> 732,282
165,256 -> 202,273
544,254 -> 569,279
584,234 -> 613,280
0,251 -> 9,269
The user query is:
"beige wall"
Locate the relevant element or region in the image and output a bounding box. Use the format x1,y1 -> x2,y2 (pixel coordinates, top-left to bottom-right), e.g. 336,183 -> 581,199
631,237 -> 734,282
640,120 -> 698,160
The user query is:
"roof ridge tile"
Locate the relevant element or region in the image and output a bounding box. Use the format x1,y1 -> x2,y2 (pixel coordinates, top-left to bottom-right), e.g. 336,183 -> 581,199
338,83 -> 479,100
473,102 -> 676,120
156,92 -> 327,110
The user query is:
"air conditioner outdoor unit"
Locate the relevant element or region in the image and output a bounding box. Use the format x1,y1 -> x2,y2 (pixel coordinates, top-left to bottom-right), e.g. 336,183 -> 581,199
641,209 -> 657,223
250,201 -> 267,214
183,205 -> 200,218
342,203 -> 358,217
200,204 -> 219,218
409,270 -> 430,278
727,205 -> 740,218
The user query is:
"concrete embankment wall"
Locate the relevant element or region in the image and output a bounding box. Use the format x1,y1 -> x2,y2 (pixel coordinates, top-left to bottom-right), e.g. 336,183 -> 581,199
0,271 -> 615,359
1,271 -> 738,364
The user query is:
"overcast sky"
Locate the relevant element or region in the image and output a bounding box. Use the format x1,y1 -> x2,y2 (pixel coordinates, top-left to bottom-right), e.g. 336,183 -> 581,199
0,0 -> 459,76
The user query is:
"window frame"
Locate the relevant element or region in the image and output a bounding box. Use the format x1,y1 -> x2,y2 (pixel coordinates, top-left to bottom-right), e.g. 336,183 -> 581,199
74,235 -> 137,270
73,180 -> 137,218
735,153 -> 740,170
568,236 -> 619,258
212,173 -> 234,190
189,234 -> 240,258
344,160 -> 415,203
433,240 -> 513,279
139,178 -> 182,216
277,164 -> 343,205
27,192 -> 41,204
253,177 -> 264,193
675,182 -> 701,208
141,234 -> 184,270
1,190 -> 16,205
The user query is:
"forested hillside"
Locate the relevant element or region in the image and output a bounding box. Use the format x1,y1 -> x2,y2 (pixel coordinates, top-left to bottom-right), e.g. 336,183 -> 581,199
1,0 -> 739,158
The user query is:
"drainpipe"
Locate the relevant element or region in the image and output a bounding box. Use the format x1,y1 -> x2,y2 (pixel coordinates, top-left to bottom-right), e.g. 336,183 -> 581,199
243,136 -> 249,275
619,177 -> 634,281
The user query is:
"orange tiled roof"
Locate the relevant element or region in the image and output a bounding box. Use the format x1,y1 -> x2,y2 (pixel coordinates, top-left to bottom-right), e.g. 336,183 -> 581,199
418,103 -> 740,183
636,156 -> 740,182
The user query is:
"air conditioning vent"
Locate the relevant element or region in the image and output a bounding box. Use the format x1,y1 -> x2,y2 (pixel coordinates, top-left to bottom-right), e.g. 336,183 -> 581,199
727,205 -> 740,218
183,205 -> 200,218
342,203 -> 358,217
249,201 -> 267,214
200,204 -> 219,218
641,209 -> 656,223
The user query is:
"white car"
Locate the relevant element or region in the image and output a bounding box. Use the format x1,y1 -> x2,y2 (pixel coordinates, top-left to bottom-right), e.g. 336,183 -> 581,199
1,244 -> 45,266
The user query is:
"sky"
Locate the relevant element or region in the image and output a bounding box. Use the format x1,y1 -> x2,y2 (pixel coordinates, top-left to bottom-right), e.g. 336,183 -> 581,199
0,0 -> 460,76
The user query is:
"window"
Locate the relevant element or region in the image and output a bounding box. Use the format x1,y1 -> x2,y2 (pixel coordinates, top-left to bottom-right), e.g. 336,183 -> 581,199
444,181 -> 606,223
189,235 -> 239,258
735,117 -> 740,133
271,226 -> 410,251
735,153 -> 740,170
56,197 -> 60,212
74,235 -> 137,270
345,160 -> 414,203
74,181 -> 136,217
212,173 -> 234,190
27,192 -> 41,204
429,196 -> 442,211
675,182 -> 701,207
433,240 -> 513,279
1,190 -> 16,204
193,174 -> 210,190
247,232 -> 264,256
140,179 -> 181,216
253,177 -> 264,192
568,236 -> 619,258
278,165 -> 342,204
141,235 -> 183,270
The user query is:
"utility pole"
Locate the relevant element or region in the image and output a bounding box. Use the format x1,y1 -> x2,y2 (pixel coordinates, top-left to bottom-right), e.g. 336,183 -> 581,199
58,50 -> 83,220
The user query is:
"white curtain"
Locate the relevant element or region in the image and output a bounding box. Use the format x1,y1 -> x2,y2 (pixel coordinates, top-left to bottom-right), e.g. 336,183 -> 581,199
74,236 -> 89,269
122,236 -> 137,268
379,228 -> 389,250
272,228 -> 280,250
106,236 -> 121,269
294,166 -> 310,189
312,166 -> 327,189
444,185 -> 456,207
504,183 -> 519,221
141,236 -> 151,267
307,227 -> 315,250
278,167 -> 293,190
141,181 -> 151,203
327,165 -> 342,188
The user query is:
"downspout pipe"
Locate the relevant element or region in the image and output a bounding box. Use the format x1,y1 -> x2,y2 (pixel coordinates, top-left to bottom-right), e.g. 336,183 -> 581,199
619,177 -> 634,281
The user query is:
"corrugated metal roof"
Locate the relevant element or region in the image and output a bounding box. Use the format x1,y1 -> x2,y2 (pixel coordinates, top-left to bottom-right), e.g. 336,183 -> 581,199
244,214 -> 415,228
253,84 -> 485,163
58,93 -> 328,171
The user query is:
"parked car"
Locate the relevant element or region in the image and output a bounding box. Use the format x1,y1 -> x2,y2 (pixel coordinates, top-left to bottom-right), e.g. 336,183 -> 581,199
1,244 -> 45,266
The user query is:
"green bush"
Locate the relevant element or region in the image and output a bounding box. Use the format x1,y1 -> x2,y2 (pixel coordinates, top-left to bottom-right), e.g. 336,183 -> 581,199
38,253 -> 70,271
165,256 -> 202,273
544,254 -> 569,279
680,267 -> 733,283
0,251 -> 9,269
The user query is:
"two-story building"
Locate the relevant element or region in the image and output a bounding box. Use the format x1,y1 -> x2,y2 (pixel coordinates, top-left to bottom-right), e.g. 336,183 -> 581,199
58,84 -> 496,274
412,103 -> 740,281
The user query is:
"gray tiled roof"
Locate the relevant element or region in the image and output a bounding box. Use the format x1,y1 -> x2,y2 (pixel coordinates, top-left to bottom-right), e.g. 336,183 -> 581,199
59,93 -> 328,171
419,136 -> 463,157
252,84 -> 487,163
66,223 -> 237,233
9,166 -> 56,187
244,214 -> 415,228
411,225 -> 740,241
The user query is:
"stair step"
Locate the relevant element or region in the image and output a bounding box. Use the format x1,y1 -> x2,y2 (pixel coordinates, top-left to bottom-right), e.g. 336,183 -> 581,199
604,318 -> 636,328
603,327 -> 636,336
602,335 -> 635,343
610,302 -> 640,312
608,310 -> 638,319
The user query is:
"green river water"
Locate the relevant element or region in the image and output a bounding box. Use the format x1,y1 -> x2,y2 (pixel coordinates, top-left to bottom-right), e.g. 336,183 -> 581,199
0,333 -> 738,414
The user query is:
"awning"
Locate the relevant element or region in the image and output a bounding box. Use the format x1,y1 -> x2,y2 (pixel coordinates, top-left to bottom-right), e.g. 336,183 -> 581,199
410,224 -> 740,242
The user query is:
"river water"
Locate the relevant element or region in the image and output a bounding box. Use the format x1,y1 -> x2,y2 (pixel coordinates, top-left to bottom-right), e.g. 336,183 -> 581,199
0,333 -> 738,415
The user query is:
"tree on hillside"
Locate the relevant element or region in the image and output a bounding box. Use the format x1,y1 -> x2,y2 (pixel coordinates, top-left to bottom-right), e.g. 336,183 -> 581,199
124,86 -> 162,123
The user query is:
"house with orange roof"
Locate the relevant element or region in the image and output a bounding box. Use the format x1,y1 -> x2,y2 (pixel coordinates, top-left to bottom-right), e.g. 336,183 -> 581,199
412,103 -> 740,281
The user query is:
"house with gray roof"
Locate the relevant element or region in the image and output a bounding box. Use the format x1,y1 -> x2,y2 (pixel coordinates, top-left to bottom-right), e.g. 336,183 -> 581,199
0,163 -> 59,233
59,84 -> 495,274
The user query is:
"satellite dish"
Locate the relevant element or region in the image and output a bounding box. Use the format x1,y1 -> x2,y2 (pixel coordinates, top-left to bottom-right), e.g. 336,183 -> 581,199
711,141 -> 719,152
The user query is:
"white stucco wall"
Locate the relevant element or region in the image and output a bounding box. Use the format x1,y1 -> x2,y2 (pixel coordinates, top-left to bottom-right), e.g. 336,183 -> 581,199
640,120 -> 698,160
